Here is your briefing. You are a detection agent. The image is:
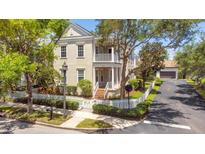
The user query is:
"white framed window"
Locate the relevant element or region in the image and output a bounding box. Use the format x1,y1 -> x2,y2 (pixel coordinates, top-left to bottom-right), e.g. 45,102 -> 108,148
78,45 -> 84,57
61,46 -> 67,58
77,69 -> 85,82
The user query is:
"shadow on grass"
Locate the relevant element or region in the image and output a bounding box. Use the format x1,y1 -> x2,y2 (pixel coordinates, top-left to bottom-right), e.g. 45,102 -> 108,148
0,117 -> 34,134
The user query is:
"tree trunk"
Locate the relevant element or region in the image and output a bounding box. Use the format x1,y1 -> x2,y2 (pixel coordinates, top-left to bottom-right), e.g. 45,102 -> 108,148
25,73 -> 33,113
120,58 -> 128,99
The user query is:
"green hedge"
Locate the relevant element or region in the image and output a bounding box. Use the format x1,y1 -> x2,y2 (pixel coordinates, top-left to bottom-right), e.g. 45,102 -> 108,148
77,79 -> 92,97
92,103 -> 149,119
128,79 -> 139,90
67,86 -> 77,96
155,77 -> 162,86
13,97 -> 79,110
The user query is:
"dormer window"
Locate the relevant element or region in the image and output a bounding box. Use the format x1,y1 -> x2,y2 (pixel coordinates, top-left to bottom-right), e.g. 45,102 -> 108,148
61,46 -> 67,58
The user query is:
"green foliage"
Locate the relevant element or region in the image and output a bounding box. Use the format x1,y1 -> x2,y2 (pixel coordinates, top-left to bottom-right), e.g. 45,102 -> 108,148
155,77 -> 162,86
0,20 -> 69,112
97,19 -> 201,98
175,41 -> 205,80
0,53 -> 36,98
13,97 -> 79,110
76,118 -> 112,128
77,79 -> 92,97
67,86 -> 77,96
92,102 -> 149,119
128,79 -> 139,90
0,105 -> 70,125
137,42 -> 167,88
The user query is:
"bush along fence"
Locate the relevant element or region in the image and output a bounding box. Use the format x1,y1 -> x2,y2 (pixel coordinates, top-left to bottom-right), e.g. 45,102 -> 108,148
10,81 -> 156,110
93,81 -> 156,109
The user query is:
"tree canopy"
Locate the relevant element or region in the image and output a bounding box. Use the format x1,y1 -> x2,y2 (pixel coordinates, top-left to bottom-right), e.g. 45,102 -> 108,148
137,42 -> 167,88
97,19 -> 202,98
0,19 -> 69,112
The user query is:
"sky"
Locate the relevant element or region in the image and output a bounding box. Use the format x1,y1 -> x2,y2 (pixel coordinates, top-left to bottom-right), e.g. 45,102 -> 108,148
71,19 -> 205,59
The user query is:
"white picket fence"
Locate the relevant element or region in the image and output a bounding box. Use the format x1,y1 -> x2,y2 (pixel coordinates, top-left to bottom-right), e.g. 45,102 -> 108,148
10,81 -> 155,109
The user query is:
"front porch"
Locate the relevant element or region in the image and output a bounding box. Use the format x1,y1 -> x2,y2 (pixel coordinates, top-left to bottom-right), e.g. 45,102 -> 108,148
93,67 -> 121,99
94,67 -> 121,89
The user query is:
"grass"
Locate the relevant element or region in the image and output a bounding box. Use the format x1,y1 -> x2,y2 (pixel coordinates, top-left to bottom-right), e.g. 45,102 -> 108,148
0,105 -> 71,125
186,79 -> 205,100
129,81 -> 152,99
76,118 -> 112,128
145,83 -> 161,105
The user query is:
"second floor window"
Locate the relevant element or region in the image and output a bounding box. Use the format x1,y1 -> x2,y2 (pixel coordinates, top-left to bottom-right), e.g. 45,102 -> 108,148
78,45 -> 84,57
61,46 -> 67,58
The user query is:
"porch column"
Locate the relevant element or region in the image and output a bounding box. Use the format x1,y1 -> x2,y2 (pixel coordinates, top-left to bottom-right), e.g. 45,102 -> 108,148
112,67 -> 114,89
111,47 -> 114,62
92,67 -> 96,96
116,67 -> 119,87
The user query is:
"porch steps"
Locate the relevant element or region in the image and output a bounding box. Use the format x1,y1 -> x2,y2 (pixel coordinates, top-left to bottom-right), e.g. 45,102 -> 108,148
95,88 -> 105,99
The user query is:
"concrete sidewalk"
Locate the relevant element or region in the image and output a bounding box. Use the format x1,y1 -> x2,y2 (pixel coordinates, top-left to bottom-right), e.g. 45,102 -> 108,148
61,110 -> 140,129
0,102 -> 140,130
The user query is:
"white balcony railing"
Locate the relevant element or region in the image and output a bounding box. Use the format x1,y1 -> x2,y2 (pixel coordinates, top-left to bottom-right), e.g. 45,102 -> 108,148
94,53 -> 120,62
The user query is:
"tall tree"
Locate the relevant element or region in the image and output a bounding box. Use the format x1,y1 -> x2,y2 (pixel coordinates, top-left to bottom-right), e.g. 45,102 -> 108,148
0,19 -> 69,112
0,53 -> 36,102
97,19 -> 201,99
137,42 -> 167,88
175,41 -> 205,81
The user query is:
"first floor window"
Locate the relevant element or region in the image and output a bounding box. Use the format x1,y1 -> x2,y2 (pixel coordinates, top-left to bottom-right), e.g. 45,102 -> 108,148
77,69 -> 85,82
61,46 -> 67,58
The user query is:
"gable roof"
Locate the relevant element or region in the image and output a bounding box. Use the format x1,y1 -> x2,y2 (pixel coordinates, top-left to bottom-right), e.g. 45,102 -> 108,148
62,23 -> 93,37
164,60 -> 178,68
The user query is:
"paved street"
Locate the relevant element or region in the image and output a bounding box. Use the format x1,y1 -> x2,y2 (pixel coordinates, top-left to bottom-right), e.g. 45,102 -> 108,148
0,117 -> 84,134
95,80 -> 205,134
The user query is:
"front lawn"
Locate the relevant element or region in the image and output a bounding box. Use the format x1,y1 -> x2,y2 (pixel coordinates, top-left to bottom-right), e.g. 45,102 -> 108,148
129,81 -> 152,99
76,118 -> 112,128
186,79 -> 205,100
0,105 -> 71,125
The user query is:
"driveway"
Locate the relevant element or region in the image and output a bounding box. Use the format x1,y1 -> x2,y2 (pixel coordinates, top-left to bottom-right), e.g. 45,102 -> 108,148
95,80 -> 205,134
0,117 -> 84,134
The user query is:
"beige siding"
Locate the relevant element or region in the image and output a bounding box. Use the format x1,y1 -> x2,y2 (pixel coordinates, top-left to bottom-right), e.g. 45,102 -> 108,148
54,40 -> 93,86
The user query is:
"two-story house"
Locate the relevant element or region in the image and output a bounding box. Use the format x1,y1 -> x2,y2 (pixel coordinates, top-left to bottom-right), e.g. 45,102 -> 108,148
54,23 -> 135,99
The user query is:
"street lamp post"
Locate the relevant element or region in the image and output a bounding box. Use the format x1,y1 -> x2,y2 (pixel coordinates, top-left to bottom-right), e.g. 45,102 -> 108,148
62,62 -> 68,117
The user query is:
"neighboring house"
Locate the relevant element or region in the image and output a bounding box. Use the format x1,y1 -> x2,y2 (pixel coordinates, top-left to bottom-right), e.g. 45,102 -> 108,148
156,60 -> 178,79
53,23 -> 135,99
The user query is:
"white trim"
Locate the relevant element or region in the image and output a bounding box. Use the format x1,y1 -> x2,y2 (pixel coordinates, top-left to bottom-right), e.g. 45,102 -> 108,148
77,68 -> 85,82
60,45 -> 67,58
144,120 -> 191,130
77,44 -> 84,58
111,67 -> 114,89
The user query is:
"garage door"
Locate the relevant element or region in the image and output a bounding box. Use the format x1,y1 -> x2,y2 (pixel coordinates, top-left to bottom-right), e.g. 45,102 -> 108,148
160,71 -> 176,79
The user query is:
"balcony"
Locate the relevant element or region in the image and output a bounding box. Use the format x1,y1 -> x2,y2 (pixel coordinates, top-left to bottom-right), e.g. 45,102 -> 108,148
94,53 -> 120,63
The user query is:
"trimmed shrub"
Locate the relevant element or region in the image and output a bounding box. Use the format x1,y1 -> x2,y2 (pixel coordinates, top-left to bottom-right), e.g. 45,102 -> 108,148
155,77 -> 162,86
128,79 -> 139,90
137,79 -> 143,89
13,97 -> 79,110
67,86 -> 77,96
78,79 -> 92,97
200,77 -> 205,89
92,102 -> 149,119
